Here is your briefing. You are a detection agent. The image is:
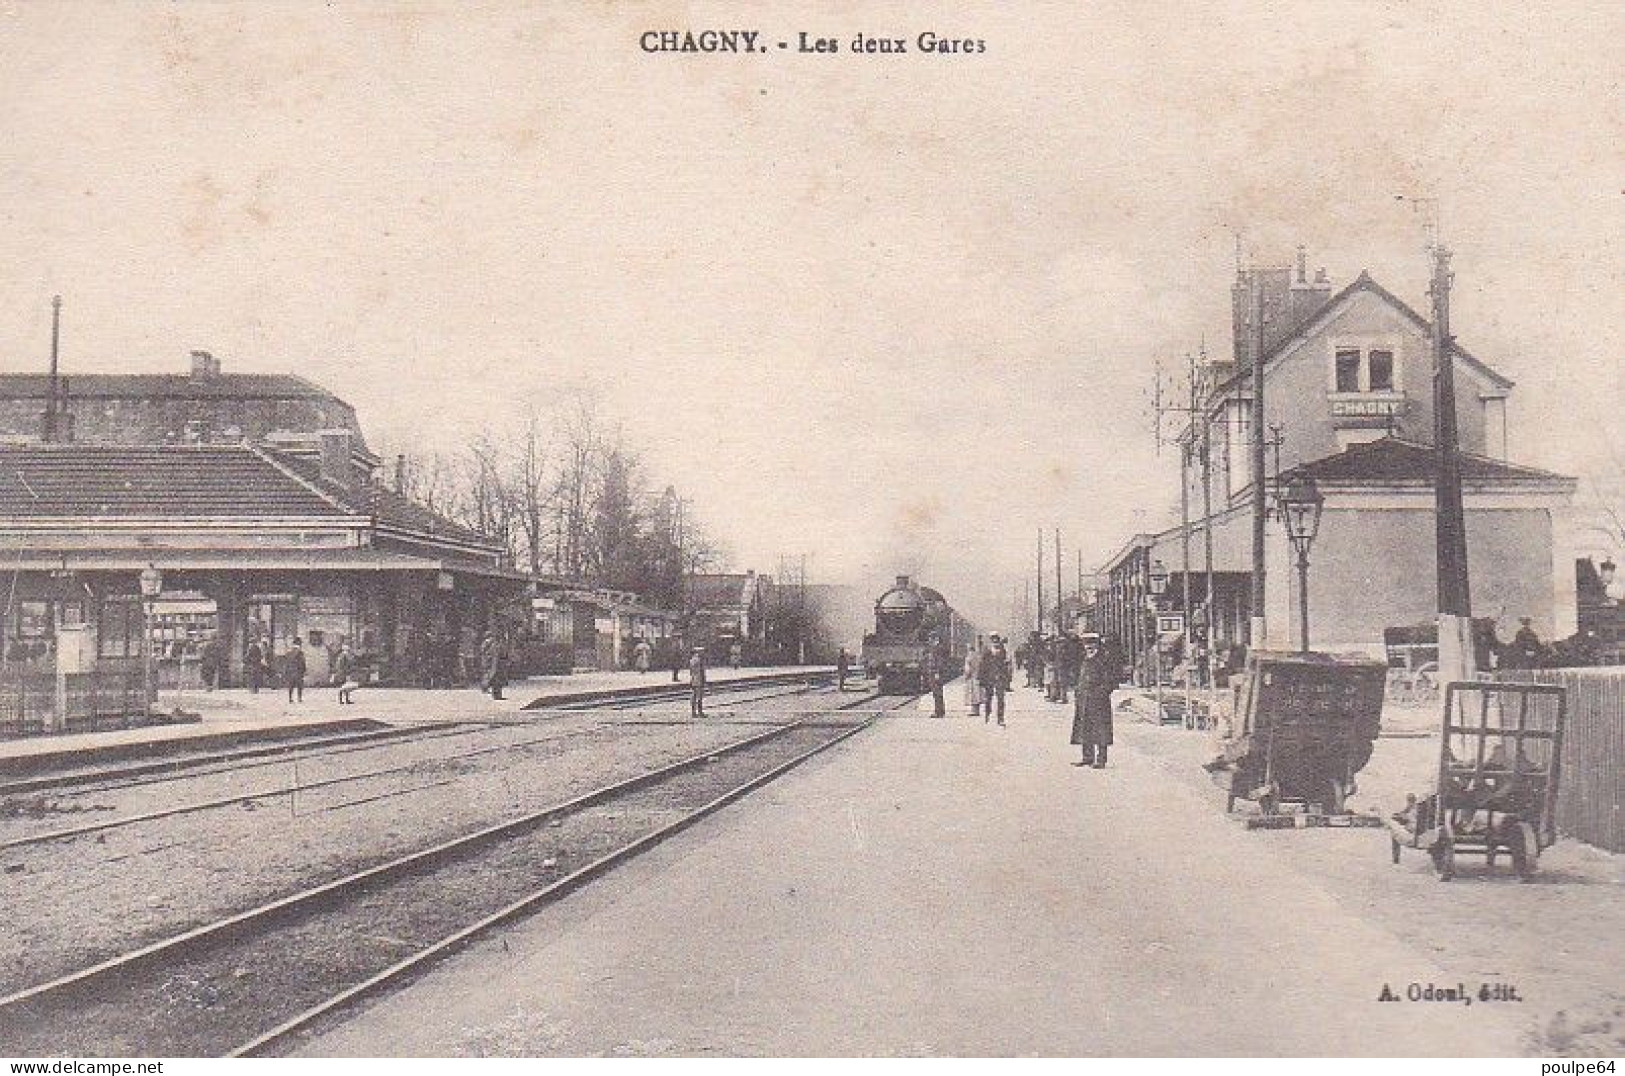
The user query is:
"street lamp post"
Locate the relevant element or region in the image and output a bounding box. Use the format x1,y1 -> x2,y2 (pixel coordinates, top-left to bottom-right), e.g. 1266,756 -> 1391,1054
1148,558 -> 1169,721
138,564 -> 163,714
1276,476 -> 1325,653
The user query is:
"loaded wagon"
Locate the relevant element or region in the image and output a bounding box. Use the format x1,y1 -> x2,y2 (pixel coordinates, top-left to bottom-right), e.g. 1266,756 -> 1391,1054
1206,650 -> 1387,817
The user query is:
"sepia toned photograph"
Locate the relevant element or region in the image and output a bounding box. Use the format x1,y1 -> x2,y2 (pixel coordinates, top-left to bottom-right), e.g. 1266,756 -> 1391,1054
0,0 -> 1620,1062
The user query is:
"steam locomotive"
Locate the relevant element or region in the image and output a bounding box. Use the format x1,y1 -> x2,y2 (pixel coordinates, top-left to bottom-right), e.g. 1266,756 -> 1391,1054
861,575 -> 971,693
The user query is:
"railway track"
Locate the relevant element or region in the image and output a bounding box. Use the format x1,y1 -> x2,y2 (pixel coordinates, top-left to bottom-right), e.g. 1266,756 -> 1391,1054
0,692 -> 909,1057
1,675 -> 835,801
0,681 -> 846,851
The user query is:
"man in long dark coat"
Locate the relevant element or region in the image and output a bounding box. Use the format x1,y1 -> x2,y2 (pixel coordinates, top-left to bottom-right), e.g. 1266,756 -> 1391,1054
1071,633 -> 1115,768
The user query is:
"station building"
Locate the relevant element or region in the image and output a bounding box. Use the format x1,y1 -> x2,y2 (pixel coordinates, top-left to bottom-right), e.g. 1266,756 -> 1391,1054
0,351 -> 524,689
1094,254 -> 1577,672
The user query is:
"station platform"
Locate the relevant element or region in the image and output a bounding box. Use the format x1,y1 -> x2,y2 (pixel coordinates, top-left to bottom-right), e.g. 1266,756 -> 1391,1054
301,684 -> 1526,1057
0,666 -> 834,769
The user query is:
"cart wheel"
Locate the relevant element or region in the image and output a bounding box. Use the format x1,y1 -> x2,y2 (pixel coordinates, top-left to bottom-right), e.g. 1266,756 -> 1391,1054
1431,837 -> 1455,881
1511,822 -> 1539,882
1390,836 -> 1401,865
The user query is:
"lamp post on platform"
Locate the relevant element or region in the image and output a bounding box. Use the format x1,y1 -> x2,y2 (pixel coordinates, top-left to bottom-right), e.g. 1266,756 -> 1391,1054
1277,476 -> 1325,653
138,564 -> 163,713
1148,559 -> 1169,720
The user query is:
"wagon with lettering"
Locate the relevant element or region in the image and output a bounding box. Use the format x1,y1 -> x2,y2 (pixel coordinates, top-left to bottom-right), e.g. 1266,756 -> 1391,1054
1205,651 -> 1387,818
1386,680 -> 1565,881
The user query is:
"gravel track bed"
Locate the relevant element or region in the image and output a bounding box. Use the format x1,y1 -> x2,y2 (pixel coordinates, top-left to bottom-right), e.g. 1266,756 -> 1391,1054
0,701 -> 807,994
0,723 -> 863,1057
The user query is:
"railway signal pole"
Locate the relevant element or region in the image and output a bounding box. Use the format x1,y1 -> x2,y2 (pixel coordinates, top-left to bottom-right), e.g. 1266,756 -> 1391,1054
1249,268 -> 1269,650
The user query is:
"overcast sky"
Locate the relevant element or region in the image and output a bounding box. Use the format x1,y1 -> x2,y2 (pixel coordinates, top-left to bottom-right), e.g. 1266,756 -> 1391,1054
2,1 -> 1620,628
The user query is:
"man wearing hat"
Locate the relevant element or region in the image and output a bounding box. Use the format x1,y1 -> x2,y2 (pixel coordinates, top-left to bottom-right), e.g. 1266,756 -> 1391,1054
1071,633 -> 1115,767
688,644 -> 709,717
977,634 -> 1013,726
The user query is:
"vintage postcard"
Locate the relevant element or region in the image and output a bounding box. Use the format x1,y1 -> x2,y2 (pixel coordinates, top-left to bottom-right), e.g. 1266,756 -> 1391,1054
0,0 -> 1620,1063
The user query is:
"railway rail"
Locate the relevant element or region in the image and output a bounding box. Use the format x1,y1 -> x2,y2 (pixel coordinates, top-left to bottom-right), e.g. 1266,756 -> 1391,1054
0,690 -> 909,1057
0,681 -> 848,851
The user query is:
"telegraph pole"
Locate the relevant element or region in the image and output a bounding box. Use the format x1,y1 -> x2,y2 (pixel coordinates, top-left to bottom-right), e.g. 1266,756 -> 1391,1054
1249,269 -> 1269,648
1054,528 -> 1063,630
1432,245 -> 1474,681
1036,529 -> 1045,635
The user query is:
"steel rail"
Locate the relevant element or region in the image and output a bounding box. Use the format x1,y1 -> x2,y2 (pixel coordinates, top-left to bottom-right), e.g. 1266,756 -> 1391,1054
0,681 -> 844,851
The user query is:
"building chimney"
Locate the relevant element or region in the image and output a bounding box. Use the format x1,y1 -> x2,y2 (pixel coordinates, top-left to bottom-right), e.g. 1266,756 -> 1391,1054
318,429 -> 355,488
896,575 -> 911,588
1295,244 -> 1308,284
190,350 -> 221,378
393,454 -> 408,494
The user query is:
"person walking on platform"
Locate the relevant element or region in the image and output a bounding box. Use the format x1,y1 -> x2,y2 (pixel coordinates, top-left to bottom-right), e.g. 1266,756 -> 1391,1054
284,638 -> 307,703
633,638 -> 652,674
978,634 -> 1012,726
963,636 -> 984,716
670,641 -> 685,683
688,645 -> 708,717
1071,632 -> 1115,768
479,632 -> 507,700
836,647 -> 851,691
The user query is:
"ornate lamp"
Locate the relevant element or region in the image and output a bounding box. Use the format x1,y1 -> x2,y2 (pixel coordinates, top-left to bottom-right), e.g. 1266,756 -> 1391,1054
1276,476 -> 1324,652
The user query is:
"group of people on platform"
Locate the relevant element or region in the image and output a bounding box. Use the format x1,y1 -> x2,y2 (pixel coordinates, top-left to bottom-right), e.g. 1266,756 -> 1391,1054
918,628 -> 1119,769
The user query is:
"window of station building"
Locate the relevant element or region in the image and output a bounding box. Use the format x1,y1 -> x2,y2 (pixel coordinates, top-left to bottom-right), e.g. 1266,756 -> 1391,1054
1368,350 -> 1395,391
16,601 -> 51,638
1335,349 -> 1362,393
97,598 -> 143,659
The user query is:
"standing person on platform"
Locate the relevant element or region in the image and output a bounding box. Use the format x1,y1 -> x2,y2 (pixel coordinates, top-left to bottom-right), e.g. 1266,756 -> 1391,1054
1043,635 -> 1061,703
924,642 -> 947,718
199,638 -> 222,691
670,640 -> 685,682
688,645 -> 708,717
244,638 -> 267,694
1071,633 -> 1115,768
836,647 -> 851,691
978,634 -> 1012,726
284,638 -> 307,703
332,642 -> 360,705
1063,628 -> 1084,705
963,635 -> 984,716
633,637 -> 652,674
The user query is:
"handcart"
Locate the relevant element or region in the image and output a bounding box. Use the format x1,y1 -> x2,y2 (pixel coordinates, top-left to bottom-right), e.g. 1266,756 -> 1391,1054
1206,651 -> 1387,820
1387,680 -> 1566,881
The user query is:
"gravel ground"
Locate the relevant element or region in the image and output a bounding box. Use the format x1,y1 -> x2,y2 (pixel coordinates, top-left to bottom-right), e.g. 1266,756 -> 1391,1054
0,691 -> 847,995
0,722 -> 862,1057
1110,699 -> 1625,1054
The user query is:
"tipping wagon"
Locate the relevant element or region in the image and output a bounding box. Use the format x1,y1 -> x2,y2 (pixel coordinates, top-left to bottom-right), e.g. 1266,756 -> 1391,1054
1387,680 -> 1566,881
1205,651 -> 1387,820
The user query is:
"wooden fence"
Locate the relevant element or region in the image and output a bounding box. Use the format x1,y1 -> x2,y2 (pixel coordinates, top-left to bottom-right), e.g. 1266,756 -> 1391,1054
1495,667 -> 1625,852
